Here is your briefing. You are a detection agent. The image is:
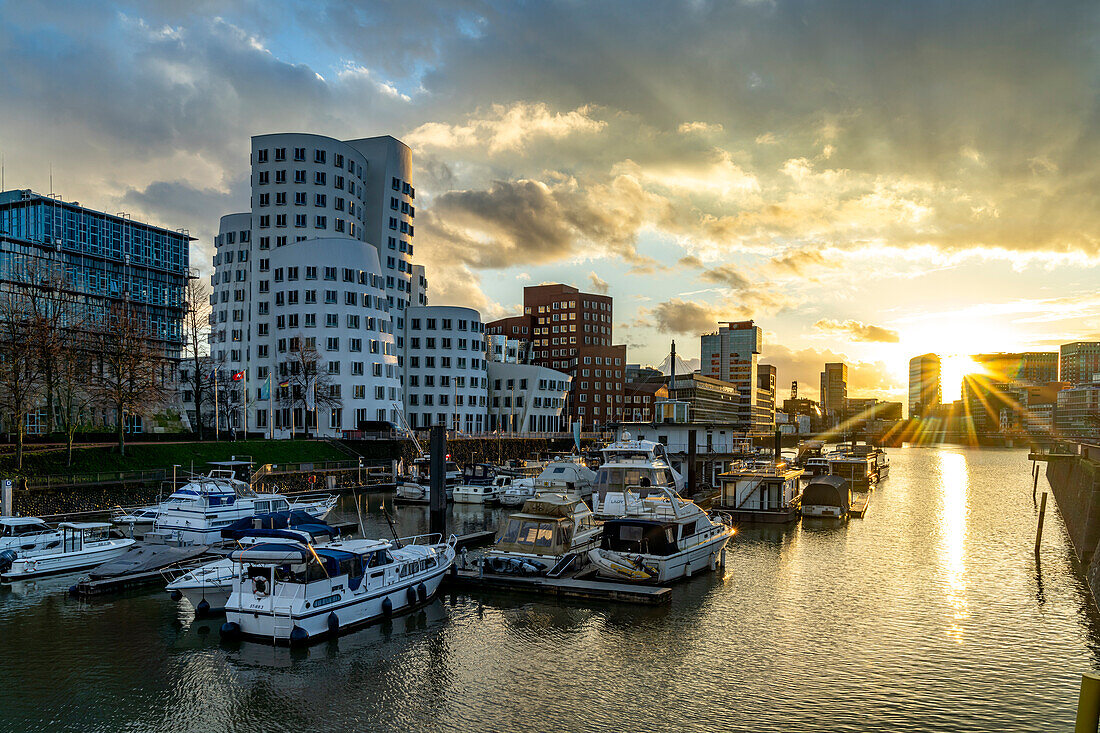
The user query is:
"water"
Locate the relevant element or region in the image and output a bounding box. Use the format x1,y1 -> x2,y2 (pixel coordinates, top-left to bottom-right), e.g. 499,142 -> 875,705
1,447 -> 1097,732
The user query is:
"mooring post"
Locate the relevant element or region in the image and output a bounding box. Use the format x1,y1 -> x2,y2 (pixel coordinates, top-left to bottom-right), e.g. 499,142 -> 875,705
1035,491 -> 1048,554
1075,672 -> 1100,733
1033,462 -> 1039,498
429,425 -> 447,540
687,429 -> 697,494
0,478 -> 11,517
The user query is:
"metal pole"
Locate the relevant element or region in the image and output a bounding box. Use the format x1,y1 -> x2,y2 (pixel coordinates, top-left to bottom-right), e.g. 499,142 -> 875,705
1035,492 -> 1048,553
1076,672 -> 1100,733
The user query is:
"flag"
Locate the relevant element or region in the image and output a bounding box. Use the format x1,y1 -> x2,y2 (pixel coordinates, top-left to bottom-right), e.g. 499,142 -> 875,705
232,371 -> 244,382
278,379 -> 290,388
208,368 -> 217,382
259,376 -> 271,400
305,377 -> 316,410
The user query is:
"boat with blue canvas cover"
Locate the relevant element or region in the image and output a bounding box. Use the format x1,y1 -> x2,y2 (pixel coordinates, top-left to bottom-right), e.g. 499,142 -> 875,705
220,533 -> 456,645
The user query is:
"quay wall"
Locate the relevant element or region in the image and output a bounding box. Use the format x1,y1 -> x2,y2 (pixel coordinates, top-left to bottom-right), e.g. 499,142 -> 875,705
1045,451 -> 1100,605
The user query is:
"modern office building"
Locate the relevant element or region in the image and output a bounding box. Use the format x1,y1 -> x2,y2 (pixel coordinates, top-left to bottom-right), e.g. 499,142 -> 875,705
210,132 -> 415,435
972,352 -> 1058,385
410,264 -> 428,307
1056,381 -> 1100,437
908,353 -> 941,418
820,362 -> 848,415
757,363 -> 777,430
667,373 -> 741,423
486,361 -> 571,433
403,306 -> 487,432
485,283 -> 625,429
700,320 -> 768,431
623,381 -> 669,423
1059,342 -> 1100,385
0,188 -> 192,433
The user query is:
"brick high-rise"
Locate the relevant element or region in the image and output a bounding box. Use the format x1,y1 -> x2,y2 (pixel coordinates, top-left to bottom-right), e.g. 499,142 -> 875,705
485,283 -> 626,429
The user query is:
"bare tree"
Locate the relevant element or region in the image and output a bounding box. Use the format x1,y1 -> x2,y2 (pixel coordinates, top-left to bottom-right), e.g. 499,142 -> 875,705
0,290 -> 44,469
276,336 -> 342,437
90,301 -> 170,456
54,316 -> 94,467
182,275 -> 213,438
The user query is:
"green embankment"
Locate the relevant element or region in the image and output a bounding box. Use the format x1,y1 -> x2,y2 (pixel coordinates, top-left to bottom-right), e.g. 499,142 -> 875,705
0,440 -> 350,479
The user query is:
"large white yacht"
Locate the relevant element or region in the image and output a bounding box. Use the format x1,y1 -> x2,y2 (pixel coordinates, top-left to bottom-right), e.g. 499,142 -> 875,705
591,435 -> 684,518
0,523 -> 135,580
152,470 -> 337,545
483,494 -> 601,576
220,533 -> 456,644
588,487 -> 734,584
0,517 -> 61,554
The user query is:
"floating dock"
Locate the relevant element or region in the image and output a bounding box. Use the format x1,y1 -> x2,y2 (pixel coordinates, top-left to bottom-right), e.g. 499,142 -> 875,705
443,568 -> 671,605
849,491 -> 870,518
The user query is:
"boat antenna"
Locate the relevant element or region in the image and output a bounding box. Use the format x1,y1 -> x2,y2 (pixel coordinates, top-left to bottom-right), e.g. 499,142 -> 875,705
381,499 -> 402,547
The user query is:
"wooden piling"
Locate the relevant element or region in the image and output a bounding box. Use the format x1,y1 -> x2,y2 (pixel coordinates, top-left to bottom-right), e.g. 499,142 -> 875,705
1075,672 -> 1100,733
1033,461 -> 1039,498
1035,492 -> 1048,554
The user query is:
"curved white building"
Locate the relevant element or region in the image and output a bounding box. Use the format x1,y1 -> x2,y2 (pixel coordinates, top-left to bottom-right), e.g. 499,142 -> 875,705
208,132 -> 416,435
403,306 -> 487,432
486,362 -> 571,433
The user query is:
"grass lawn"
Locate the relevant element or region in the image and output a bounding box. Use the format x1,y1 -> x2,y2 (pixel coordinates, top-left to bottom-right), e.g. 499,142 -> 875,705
0,439 -> 351,478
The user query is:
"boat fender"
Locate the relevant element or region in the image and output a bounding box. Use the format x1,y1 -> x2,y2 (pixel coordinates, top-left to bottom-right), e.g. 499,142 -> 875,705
219,621 -> 241,638
196,599 -> 211,616
416,582 -> 427,603
170,590 -> 183,601
406,585 -> 418,607
382,597 -> 393,617
289,626 -> 309,645
327,612 -> 340,634
252,576 -> 268,596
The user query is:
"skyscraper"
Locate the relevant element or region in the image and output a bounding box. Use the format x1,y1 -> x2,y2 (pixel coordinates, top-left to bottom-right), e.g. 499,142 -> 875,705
819,362 -> 848,415
700,320 -> 771,431
908,353 -> 941,418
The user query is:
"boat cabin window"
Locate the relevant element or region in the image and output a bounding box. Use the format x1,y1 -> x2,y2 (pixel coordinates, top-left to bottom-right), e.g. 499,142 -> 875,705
365,549 -> 394,567
595,467 -> 673,499
601,522 -> 677,555
499,519 -> 557,548
271,499 -> 289,513
5,522 -> 51,536
255,500 -> 271,513
82,526 -> 111,543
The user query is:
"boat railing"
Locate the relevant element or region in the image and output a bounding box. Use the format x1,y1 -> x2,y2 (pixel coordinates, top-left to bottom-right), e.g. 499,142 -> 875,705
392,532 -> 445,547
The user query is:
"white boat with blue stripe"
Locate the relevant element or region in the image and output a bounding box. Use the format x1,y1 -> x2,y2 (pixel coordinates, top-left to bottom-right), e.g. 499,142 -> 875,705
220,533 -> 457,645
152,470 -> 337,545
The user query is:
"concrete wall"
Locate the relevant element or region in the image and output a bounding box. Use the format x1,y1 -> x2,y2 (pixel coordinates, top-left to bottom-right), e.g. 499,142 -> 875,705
1046,453 -> 1100,604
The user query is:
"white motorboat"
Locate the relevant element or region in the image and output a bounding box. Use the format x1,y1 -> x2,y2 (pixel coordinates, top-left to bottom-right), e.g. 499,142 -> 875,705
533,458 -> 597,501
588,487 -> 734,584
483,494 -> 600,576
220,533 -> 456,644
166,522 -> 338,615
497,475 -> 536,507
0,523 -> 135,580
591,434 -> 684,518
0,517 -> 62,554
395,457 -> 461,503
452,483 -> 503,504
152,470 -> 336,545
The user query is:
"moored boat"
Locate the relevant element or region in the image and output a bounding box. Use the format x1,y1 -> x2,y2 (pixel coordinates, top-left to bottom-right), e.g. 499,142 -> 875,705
0,523 -> 135,580
498,475 -> 537,507
220,533 -> 456,645
800,475 -> 851,518
591,434 -> 684,518
0,517 -> 61,554
716,460 -> 805,523
483,494 -> 600,576
588,487 -> 734,584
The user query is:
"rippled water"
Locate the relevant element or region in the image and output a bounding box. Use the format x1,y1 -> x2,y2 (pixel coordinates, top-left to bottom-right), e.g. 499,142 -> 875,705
1,447 -> 1097,732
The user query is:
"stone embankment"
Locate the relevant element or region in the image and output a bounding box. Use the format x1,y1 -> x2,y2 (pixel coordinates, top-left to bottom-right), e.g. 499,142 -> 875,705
1044,444 -> 1100,604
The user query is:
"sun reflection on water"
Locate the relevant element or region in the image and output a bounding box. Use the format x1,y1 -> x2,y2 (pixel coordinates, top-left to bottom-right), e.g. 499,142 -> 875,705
939,450 -> 971,642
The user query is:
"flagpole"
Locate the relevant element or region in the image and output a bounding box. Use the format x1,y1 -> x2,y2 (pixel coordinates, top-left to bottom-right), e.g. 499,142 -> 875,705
268,370 -> 273,441
243,368 -> 249,437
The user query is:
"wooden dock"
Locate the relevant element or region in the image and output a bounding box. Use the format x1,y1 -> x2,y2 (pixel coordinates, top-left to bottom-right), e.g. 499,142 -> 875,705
443,568 -> 671,605
71,555 -> 216,597
849,491 -> 870,518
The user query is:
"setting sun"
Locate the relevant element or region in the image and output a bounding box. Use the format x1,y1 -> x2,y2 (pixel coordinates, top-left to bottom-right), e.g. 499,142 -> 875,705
940,354 -> 985,402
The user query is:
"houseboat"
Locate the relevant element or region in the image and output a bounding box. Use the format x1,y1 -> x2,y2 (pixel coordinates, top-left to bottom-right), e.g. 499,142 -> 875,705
715,460 -> 805,523
220,533 -> 456,645
587,487 -> 734,584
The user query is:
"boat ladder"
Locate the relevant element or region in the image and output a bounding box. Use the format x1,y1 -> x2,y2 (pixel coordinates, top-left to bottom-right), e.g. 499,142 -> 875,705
270,584 -> 302,645
547,552 -> 578,578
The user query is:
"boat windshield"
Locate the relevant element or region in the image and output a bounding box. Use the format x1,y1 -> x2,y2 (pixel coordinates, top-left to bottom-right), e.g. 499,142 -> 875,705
498,519 -> 565,549
2,522 -> 52,536
594,467 -> 674,499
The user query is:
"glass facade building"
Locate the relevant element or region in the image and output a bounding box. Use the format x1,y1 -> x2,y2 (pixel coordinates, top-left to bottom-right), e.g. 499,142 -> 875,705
0,190 -> 191,354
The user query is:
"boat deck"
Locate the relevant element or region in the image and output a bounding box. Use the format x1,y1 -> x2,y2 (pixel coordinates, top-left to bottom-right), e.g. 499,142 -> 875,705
444,568 -> 671,605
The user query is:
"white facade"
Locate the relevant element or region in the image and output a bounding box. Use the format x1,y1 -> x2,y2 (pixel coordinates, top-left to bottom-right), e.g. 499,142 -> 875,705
486,362 -> 571,433
410,264 -> 428,307
209,132 -> 414,435
403,306 -> 487,432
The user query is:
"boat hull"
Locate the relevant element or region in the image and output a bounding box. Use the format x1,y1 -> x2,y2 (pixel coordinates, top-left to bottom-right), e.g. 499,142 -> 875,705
590,529 -> 732,584
801,504 -> 847,518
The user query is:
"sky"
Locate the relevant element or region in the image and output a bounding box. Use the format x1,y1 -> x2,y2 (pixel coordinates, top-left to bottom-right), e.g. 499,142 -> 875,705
1,0 -> 1098,404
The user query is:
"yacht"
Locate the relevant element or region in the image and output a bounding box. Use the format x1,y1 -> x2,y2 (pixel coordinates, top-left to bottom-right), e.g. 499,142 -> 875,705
497,475 -> 537,507
151,470 -> 336,545
591,434 -> 684,518
395,457 -> 462,503
0,517 -> 61,554
452,482 -> 503,504
220,533 -> 456,644
483,494 -> 600,576
803,456 -> 831,477
167,521 -> 338,615
533,458 -> 597,501
0,523 -> 135,580
588,487 -> 734,584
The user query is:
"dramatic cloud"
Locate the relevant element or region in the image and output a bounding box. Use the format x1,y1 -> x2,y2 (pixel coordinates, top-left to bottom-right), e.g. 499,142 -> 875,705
406,102 -> 607,155
814,319 -> 901,343
588,272 -> 610,294
648,299 -> 724,335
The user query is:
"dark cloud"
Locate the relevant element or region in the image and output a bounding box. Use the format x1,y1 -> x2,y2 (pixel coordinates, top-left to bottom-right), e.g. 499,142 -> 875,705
813,319 -> 901,343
